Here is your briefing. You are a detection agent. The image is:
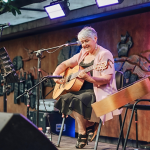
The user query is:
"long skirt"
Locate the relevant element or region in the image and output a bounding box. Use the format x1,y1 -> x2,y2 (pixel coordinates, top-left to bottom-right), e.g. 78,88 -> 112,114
54,89 -> 96,120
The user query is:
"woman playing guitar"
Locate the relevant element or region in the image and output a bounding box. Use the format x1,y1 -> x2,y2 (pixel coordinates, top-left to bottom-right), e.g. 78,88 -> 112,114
53,27 -> 122,149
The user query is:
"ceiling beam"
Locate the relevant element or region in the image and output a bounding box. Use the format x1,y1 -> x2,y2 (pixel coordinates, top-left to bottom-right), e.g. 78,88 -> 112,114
10,0 -> 46,8
19,8 -> 45,12
1,0 -> 150,41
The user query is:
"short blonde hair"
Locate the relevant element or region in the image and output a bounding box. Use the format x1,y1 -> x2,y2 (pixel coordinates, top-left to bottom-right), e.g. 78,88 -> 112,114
77,26 -> 97,41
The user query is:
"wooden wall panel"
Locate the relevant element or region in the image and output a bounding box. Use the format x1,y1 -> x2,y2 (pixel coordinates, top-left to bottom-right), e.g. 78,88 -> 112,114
1,11 -> 150,142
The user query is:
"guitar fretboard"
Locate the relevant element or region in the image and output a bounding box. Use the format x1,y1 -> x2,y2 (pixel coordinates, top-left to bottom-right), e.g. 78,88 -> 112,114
70,65 -> 94,80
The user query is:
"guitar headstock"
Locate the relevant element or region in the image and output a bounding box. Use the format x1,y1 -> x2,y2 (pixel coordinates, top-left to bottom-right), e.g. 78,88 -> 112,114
94,59 -> 113,71
94,61 -> 108,71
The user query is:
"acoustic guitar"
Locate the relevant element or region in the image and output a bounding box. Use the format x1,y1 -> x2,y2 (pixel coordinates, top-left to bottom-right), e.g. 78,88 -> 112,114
53,60 -> 112,100
91,76 -> 150,117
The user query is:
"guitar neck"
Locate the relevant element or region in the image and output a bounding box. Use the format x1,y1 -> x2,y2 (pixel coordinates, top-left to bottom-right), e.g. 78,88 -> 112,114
70,65 -> 94,80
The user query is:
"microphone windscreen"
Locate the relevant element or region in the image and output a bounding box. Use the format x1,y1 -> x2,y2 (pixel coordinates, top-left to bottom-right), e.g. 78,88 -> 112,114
77,41 -> 82,46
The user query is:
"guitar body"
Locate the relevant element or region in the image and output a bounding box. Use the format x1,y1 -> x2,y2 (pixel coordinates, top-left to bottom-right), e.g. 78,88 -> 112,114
53,65 -> 84,100
53,61 -> 111,100
91,77 -> 150,117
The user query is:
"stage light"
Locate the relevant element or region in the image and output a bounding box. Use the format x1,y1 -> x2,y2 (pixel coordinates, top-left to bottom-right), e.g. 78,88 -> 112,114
44,0 -> 70,19
96,0 -> 124,8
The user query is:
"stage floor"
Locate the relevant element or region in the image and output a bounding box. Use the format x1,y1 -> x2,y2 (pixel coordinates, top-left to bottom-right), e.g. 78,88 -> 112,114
51,134 -> 145,150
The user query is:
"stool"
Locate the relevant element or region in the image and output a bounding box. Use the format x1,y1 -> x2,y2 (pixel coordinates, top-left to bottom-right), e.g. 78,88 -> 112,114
116,99 -> 150,150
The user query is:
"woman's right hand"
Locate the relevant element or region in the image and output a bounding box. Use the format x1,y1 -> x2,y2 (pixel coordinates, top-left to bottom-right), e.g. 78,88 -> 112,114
54,78 -> 65,84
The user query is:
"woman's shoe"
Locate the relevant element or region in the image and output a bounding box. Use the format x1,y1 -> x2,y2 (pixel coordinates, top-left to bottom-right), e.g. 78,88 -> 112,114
86,122 -> 98,142
75,134 -> 88,149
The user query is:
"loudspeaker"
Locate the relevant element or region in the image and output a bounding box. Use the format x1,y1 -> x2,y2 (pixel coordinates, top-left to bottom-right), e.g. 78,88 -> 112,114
0,112 -> 58,150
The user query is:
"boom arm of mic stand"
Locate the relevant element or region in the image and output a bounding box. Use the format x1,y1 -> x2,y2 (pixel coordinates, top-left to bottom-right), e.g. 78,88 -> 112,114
33,44 -> 64,54
16,77 -> 47,100
16,76 -> 60,100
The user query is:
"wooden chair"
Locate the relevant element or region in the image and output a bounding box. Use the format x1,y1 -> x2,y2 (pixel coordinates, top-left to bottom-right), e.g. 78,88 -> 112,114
56,71 -> 125,149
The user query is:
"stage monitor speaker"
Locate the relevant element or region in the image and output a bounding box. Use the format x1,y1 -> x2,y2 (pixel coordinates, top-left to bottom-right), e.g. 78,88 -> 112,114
0,112 -> 58,150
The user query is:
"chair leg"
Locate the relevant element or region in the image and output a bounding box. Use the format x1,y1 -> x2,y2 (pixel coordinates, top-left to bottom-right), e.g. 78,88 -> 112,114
123,108 -> 135,150
56,117 -> 66,147
116,108 -> 128,150
119,114 -> 124,147
94,119 -> 102,150
135,109 -> 138,148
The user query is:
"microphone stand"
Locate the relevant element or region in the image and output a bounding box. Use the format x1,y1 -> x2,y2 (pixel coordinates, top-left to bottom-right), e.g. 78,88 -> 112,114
16,77 -> 47,119
33,45 -> 64,127
0,27 -> 19,112
1,70 -> 18,113
1,72 -> 17,112
0,27 -> 3,42
31,41 -> 80,127
0,27 -> 7,112
2,74 -> 7,112
16,76 -> 62,119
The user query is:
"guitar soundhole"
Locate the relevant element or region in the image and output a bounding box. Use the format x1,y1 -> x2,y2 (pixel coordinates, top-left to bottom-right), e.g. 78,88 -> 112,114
59,84 -> 61,89
67,75 -> 72,82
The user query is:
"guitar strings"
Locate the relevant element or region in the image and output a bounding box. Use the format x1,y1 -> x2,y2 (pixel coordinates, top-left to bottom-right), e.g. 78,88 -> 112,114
116,75 -> 149,93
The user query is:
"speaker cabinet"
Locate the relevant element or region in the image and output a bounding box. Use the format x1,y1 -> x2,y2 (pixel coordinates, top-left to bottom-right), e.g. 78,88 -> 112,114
0,112 -> 58,150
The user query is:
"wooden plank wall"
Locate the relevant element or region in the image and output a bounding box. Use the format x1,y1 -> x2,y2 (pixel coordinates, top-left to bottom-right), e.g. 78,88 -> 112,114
1,11 -> 150,142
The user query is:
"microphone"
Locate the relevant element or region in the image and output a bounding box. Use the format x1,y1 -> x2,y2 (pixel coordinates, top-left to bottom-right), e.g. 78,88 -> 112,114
64,41 -> 81,47
44,75 -> 63,79
0,23 -> 10,27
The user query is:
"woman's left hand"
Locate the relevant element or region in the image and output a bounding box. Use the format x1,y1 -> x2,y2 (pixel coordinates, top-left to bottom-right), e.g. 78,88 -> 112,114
78,70 -> 89,79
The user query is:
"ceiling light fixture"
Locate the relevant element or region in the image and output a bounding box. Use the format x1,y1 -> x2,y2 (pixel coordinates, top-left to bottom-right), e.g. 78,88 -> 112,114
96,0 -> 124,8
44,0 -> 70,19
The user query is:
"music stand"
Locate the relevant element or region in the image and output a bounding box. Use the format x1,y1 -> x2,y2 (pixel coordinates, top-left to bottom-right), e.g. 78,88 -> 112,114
0,47 -> 19,112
